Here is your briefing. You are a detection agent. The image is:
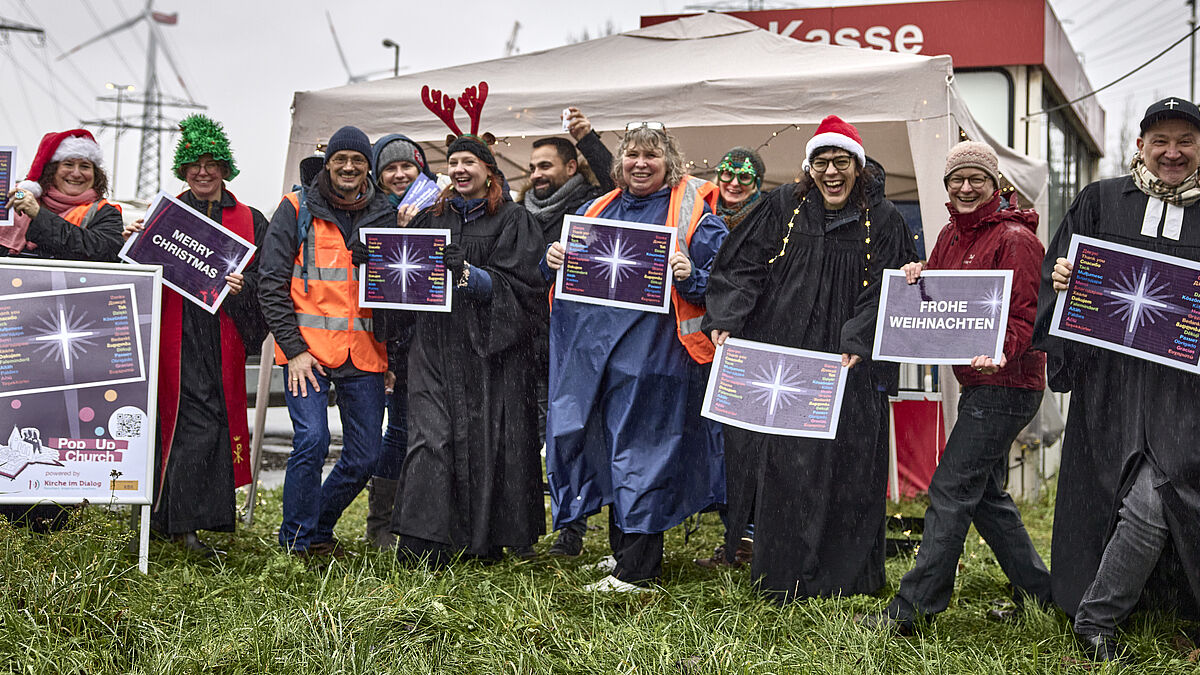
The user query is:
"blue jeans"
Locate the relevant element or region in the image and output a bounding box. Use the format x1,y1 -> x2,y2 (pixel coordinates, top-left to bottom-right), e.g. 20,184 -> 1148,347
279,369 -> 384,551
891,385 -> 1050,618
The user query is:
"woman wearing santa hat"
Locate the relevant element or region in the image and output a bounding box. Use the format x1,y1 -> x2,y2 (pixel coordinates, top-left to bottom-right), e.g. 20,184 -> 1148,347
703,115 -> 918,602
3,129 -> 124,261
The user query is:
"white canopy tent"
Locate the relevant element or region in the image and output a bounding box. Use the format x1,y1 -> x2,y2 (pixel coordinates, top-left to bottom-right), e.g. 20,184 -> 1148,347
282,12 -> 1047,245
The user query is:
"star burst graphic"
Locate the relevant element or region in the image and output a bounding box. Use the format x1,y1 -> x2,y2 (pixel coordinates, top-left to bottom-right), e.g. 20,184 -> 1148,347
217,251 -> 243,276
32,306 -> 97,370
1104,268 -> 1186,334
978,284 -> 1005,317
748,360 -> 810,417
589,233 -> 644,289
382,243 -> 429,297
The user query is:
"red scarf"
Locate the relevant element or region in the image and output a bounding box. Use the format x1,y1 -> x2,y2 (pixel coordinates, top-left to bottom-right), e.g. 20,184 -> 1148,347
155,190 -> 256,496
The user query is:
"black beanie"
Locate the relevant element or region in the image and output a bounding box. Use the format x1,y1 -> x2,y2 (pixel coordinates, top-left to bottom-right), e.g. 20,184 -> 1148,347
326,126 -> 373,171
447,136 -> 498,174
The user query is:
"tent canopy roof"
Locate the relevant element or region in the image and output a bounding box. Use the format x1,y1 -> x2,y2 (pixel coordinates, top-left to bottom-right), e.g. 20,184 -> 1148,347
284,12 -> 1045,234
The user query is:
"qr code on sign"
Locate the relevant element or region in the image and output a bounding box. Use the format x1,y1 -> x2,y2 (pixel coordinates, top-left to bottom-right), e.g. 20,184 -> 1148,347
113,413 -> 142,439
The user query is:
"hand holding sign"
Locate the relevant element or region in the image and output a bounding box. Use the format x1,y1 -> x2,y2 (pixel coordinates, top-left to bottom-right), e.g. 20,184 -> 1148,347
118,192 -> 255,314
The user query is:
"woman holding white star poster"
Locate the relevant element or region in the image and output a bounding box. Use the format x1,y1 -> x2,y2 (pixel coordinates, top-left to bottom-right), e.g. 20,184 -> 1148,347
703,116 -> 917,603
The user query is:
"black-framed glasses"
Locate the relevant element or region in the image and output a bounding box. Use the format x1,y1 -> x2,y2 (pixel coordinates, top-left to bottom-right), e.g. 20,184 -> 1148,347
718,170 -> 756,186
947,174 -> 991,189
328,155 -> 368,168
625,121 -> 666,131
809,156 -> 854,172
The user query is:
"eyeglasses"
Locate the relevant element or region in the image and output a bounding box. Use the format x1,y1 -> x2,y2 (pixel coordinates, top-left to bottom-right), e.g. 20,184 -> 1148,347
947,174 -> 992,189
718,170 -> 756,186
625,121 -> 666,131
186,161 -> 225,175
327,155 -> 369,168
809,156 -> 854,172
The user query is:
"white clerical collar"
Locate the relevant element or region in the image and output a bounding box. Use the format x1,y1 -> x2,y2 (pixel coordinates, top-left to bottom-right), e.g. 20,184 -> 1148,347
1141,196 -> 1184,240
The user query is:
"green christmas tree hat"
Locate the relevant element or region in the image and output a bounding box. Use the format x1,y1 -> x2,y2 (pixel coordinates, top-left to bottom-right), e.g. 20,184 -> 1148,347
172,114 -> 239,180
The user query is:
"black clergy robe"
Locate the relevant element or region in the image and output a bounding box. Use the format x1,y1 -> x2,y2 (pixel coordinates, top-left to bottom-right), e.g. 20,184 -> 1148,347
151,190 -> 267,534
703,169 -> 917,602
391,199 -> 548,558
1034,175 -> 1200,618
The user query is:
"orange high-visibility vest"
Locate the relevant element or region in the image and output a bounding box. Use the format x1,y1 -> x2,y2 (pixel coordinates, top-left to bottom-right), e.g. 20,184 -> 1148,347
583,176 -> 719,364
61,199 -> 121,228
271,192 -> 386,372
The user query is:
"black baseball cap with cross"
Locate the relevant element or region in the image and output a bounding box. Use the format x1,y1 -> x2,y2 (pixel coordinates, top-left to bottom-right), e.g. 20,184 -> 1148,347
1140,96 -> 1200,135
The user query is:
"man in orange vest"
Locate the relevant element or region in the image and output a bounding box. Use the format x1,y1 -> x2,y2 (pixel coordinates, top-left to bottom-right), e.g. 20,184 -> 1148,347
259,126 -> 395,557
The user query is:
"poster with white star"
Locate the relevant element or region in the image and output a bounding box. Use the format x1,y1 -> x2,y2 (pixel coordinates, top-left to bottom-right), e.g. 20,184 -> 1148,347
554,215 -> 676,313
702,338 -> 849,439
0,259 -> 160,505
1050,235 -> 1200,372
118,191 -> 255,314
357,228 -> 452,312
873,269 -> 1012,364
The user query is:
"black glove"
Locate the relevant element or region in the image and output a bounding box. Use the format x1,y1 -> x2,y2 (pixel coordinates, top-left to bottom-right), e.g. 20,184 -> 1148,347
350,240 -> 370,266
443,243 -> 466,278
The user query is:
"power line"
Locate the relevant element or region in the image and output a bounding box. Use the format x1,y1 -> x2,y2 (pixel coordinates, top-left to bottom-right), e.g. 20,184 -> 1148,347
15,1 -> 105,111
0,41 -> 42,131
80,0 -> 142,82
0,45 -> 26,141
1024,23 -> 1200,120
1061,0 -> 1137,34
107,0 -> 148,55
0,39 -> 92,121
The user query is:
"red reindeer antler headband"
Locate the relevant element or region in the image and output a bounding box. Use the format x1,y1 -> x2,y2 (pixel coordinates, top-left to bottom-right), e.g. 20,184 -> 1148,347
422,81 -> 493,146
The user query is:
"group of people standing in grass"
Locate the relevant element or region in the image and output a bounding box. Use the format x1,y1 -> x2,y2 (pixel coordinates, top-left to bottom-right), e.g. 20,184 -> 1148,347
8,89 -> 1200,665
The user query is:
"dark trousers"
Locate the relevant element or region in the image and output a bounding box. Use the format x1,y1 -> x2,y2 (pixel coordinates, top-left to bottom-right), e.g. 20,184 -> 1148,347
608,509 -> 663,584
1075,462 -> 1170,636
891,385 -> 1050,618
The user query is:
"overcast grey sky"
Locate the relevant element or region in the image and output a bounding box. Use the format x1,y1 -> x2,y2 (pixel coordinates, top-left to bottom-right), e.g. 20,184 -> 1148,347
0,0 -> 1191,211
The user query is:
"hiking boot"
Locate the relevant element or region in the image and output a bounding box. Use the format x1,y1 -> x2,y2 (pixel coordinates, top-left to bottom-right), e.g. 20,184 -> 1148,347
548,522 -> 585,557
508,545 -> 538,560
855,611 -> 916,636
295,538 -> 351,559
365,476 -> 399,549
170,531 -> 224,559
694,537 -> 753,569
1075,632 -> 1128,663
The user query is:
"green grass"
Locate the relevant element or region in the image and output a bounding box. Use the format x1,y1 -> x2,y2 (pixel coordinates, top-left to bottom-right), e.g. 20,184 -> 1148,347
1,481 -> 1197,674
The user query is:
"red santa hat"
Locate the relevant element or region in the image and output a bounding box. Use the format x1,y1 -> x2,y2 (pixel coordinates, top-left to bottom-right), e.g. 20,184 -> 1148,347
802,115 -> 866,172
16,129 -> 104,199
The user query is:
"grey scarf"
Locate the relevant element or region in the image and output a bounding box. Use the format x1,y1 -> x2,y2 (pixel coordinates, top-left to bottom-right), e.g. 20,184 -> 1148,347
524,174 -> 590,222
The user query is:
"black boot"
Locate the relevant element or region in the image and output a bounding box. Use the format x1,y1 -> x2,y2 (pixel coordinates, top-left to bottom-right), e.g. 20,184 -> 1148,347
365,476 -> 399,549
548,519 -> 587,557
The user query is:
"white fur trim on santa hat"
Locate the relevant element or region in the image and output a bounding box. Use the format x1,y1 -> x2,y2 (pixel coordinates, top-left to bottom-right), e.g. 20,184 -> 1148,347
51,135 -> 103,167
802,132 -> 865,172
15,180 -> 42,199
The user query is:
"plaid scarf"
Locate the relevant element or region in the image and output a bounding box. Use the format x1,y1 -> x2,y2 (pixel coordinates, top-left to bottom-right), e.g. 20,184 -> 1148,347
1130,152 -> 1200,207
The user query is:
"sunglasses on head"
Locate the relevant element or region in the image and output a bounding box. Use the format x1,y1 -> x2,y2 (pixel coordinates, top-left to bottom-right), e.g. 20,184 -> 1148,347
625,121 -> 666,131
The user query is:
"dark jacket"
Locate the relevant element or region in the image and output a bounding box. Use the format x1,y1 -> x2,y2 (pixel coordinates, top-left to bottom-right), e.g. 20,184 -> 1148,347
22,201 -> 124,262
258,177 -> 395,362
926,193 -> 1045,390
521,131 -> 615,247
